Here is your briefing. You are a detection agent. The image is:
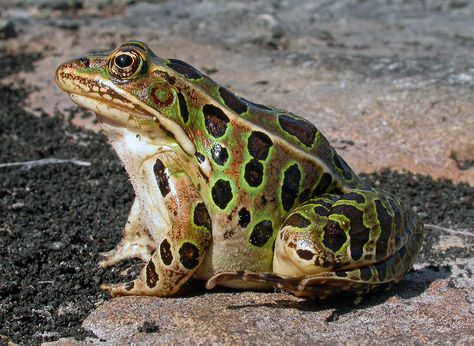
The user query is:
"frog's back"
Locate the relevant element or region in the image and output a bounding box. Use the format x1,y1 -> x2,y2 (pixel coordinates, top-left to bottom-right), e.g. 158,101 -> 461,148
158,57 -> 360,194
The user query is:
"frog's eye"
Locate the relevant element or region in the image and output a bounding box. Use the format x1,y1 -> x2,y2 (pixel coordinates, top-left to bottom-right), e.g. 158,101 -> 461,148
109,50 -> 144,79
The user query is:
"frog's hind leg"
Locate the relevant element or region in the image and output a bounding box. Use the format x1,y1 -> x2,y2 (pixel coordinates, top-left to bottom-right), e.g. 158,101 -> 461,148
207,190 -> 424,298
206,243 -> 409,299
99,198 -> 155,268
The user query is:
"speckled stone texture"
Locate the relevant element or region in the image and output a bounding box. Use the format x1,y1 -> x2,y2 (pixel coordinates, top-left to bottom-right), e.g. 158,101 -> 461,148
0,0 -> 473,345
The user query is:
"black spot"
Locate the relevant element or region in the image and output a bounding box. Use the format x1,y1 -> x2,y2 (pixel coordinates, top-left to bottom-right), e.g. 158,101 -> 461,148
376,261 -> 387,282
125,281 -> 135,290
211,179 -> 233,209
203,104 -> 230,138
167,58 -> 202,79
219,87 -> 248,114
153,159 -> 170,197
335,271 -> 347,277
313,135 -> 334,163
244,159 -> 264,187
278,113 -> 317,147
296,249 -> 314,260
248,131 -> 273,160
398,245 -> 407,260
375,199 -> 393,260
343,192 -> 365,204
160,239 -> 173,265
211,143 -> 229,165
146,260 -> 159,288
177,92 -> 189,124
333,153 -> 354,180
285,213 -> 311,228
238,208 -> 251,228
195,152 -> 205,164
281,164 -> 301,211
323,220 -> 347,253
313,205 -> 330,217
331,204 -> 370,261
193,202 -> 212,233
242,98 -> 272,110
179,242 -> 200,269
249,220 -> 273,247
359,266 -> 372,281
155,70 -> 176,85
312,172 -> 332,197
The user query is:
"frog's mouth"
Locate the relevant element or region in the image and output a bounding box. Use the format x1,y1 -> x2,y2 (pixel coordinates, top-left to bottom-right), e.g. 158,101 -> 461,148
68,92 -> 152,127
56,67 -> 195,156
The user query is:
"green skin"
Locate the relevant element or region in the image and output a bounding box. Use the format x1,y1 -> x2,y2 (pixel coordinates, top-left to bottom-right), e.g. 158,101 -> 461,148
55,41 -> 424,298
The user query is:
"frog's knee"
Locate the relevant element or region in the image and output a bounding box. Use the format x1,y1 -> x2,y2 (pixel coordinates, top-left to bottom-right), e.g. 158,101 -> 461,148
273,194 -> 341,277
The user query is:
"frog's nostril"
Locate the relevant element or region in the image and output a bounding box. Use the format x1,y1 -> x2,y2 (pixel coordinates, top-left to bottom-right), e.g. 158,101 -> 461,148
79,57 -> 90,67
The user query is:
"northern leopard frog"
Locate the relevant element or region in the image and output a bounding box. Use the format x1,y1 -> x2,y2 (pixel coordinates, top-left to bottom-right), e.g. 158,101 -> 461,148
55,41 -> 423,298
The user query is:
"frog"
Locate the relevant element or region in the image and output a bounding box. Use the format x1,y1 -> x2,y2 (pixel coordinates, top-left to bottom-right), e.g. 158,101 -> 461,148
55,41 -> 424,299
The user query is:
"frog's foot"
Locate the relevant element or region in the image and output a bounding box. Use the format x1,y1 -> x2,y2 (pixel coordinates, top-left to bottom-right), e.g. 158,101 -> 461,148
100,277 -> 154,297
206,269 -> 386,299
206,271 -> 301,291
98,234 -> 155,268
206,240 -> 415,299
101,250 -> 197,297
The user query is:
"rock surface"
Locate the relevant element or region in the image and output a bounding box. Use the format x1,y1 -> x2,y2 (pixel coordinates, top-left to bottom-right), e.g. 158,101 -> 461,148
0,0 -> 473,345
65,276 -> 474,345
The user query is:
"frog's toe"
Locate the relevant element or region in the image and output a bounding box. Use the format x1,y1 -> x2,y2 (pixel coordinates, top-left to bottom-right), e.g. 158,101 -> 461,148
101,278 -> 147,297
98,242 -> 155,268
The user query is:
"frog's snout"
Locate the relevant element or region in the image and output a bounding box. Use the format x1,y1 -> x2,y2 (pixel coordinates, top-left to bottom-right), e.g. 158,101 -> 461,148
56,59 -> 79,90
55,56 -> 98,94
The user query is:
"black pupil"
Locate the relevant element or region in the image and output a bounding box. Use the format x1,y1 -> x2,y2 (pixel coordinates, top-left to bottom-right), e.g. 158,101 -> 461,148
115,54 -> 133,68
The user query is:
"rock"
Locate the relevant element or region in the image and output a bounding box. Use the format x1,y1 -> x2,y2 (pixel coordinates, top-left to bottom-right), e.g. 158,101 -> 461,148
37,0 -> 83,10
83,0 -> 136,9
71,276 -> 473,345
48,18 -> 81,30
0,20 -> 16,40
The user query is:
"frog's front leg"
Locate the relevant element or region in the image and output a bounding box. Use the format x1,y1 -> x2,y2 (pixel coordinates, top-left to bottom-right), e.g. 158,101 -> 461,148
102,168 -> 212,297
99,198 -> 155,267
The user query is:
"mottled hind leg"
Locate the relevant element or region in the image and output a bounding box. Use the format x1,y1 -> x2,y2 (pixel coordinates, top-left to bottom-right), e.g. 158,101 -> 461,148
207,190 -> 423,298
99,198 -> 155,268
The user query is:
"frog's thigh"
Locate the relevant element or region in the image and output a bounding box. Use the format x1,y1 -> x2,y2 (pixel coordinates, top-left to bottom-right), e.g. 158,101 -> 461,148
103,172 -> 212,297
274,190 -> 423,286
99,197 -> 155,268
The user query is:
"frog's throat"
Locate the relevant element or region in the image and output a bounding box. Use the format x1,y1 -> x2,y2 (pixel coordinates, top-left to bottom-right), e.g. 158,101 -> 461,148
69,93 -> 195,157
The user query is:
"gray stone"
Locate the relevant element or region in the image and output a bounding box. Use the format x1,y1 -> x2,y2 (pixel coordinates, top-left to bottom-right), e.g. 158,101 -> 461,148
46,271 -> 474,345
0,20 -> 16,40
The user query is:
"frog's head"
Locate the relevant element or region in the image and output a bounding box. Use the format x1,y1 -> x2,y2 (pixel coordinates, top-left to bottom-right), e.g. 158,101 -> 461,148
55,41 -> 195,154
